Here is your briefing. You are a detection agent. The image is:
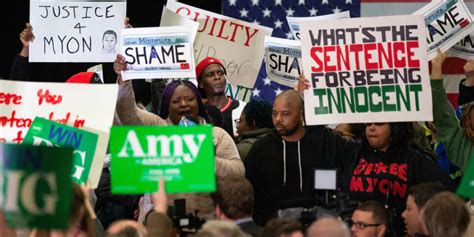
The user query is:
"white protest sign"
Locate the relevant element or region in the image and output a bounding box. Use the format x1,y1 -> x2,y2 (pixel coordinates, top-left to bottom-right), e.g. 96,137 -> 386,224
167,1 -> 273,88
300,15 -> 431,125
120,26 -> 196,80
264,36 -> 302,87
287,11 -> 350,40
0,80 -> 118,188
413,0 -> 474,60
160,7 -> 199,44
29,0 -> 126,62
448,33 -> 474,59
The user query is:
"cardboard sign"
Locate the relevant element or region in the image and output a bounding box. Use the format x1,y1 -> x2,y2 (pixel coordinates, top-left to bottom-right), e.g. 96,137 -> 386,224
0,80 -> 118,188
29,0 -> 126,62
264,36 -> 302,87
0,144 -> 73,229
287,11 -> 350,40
413,0 -> 474,60
110,125 -> 216,194
121,26 -> 196,80
457,153 -> 474,198
160,7 -> 199,44
448,33 -> 474,60
167,1 -> 273,88
23,117 -> 99,185
300,15 -> 431,125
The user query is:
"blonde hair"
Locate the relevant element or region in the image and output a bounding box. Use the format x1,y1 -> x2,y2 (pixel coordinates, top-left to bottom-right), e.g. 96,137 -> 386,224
199,220 -> 249,237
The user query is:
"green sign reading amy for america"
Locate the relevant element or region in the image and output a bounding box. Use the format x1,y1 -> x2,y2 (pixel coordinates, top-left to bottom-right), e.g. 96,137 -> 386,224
110,125 -> 215,194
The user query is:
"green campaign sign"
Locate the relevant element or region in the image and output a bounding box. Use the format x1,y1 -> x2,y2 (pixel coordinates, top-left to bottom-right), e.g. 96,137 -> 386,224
457,153 -> 474,198
22,117 -> 99,184
110,125 -> 216,194
0,144 -> 73,230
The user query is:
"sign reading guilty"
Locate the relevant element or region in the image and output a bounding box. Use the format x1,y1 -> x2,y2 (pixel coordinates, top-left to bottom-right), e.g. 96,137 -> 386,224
29,0 -> 126,62
300,15 -> 431,125
121,26 -> 196,80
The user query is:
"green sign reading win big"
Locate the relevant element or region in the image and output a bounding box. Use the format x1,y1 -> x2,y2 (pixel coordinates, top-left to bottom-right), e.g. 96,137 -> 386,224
110,125 -> 216,194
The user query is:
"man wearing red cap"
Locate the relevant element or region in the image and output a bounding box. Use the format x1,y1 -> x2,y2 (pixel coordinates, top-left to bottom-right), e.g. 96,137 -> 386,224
196,57 -> 245,139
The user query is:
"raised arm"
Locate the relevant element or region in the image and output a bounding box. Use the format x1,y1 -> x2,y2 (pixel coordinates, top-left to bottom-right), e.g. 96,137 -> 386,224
430,49 -> 471,171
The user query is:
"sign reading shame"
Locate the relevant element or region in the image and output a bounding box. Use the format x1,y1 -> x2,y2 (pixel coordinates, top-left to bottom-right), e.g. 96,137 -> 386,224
0,79 -> 118,188
448,33 -> 474,60
167,1 -> 272,88
23,117 -> 98,185
29,0 -> 126,62
299,15 -> 431,125
0,144 -> 72,229
264,36 -> 302,87
413,0 -> 474,60
121,26 -> 196,80
110,125 -> 215,194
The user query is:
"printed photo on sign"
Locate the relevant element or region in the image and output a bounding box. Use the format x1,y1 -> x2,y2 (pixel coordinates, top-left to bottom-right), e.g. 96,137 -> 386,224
287,11 -> 350,40
167,1 -> 273,88
0,144 -> 73,230
299,15 -> 431,125
22,117 -> 99,185
109,125 -> 216,194
413,0 -> 474,60
264,36 -> 302,87
29,0 -> 126,62
120,26 -> 196,80
0,80 -> 118,188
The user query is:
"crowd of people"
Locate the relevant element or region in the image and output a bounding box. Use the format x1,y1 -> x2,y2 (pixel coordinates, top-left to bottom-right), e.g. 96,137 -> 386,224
1,16 -> 474,237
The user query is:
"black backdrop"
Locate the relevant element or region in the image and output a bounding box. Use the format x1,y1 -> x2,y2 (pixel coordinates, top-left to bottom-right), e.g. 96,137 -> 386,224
1,0 -> 221,82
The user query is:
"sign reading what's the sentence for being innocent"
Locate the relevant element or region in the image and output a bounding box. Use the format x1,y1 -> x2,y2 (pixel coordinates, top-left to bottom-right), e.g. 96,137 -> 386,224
300,15 -> 431,125
0,144 -> 73,230
110,125 -> 215,194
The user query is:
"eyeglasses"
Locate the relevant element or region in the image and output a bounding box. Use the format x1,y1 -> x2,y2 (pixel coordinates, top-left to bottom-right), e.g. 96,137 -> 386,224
348,220 -> 382,230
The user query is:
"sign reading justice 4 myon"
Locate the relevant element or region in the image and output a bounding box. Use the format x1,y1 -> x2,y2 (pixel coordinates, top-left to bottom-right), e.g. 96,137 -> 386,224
110,125 -> 215,194
300,15 -> 431,125
0,144 -> 73,230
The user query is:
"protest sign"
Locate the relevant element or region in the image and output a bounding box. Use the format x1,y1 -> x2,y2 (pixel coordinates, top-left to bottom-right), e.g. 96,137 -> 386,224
457,153 -> 474,198
0,143 -> 73,229
121,26 -> 196,80
287,11 -> 350,40
448,33 -> 474,60
300,15 -> 431,125
264,36 -> 302,87
413,0 -> 474,60
160,7 -> 199,44
29,0 -> 126,62
167,1 -> 273,88
110,125 -> 215,194
23,117 -> 99,184
0,80 -> 117,188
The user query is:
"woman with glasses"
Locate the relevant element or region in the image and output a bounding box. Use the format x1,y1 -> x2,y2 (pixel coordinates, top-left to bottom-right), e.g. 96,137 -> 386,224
295,75 -> 454,236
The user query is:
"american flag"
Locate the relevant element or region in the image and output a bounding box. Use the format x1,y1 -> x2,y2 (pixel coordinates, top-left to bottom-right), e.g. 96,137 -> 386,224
223,0 -> 473,107
223,0 -> 361,103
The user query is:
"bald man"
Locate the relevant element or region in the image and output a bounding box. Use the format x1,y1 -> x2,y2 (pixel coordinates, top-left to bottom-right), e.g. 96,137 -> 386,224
245,90 -> 335,226
307,218 -> 351,237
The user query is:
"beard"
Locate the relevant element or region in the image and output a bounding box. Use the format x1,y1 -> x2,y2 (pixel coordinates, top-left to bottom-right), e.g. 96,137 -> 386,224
275,121 -> 302,137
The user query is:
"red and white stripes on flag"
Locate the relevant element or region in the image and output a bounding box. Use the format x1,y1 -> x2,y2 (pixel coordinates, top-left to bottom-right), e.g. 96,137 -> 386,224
361,0 -> 474,108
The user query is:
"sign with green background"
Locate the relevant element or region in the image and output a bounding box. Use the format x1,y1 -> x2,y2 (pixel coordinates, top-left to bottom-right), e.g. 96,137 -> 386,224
22,117 -> 98,184
110,125 -> 215,194
0,144 -> 73,229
